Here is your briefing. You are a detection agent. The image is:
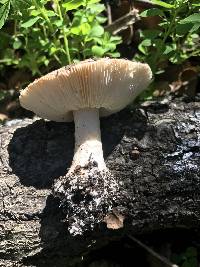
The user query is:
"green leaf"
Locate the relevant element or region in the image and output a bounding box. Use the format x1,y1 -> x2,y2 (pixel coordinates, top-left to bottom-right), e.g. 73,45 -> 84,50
70,47 -> 79,52
30,10 -> 41,16
70,26 -> 80,35
0,1 -> 10,29
108,36 -> 121,45
91,36 -> 103,45
103,31 -> 110,41
140,39 -> 152,47
21,17 -> 40,28
141,29 -> 161,39
46,10 -> 56,17
176,22 -> 194,35
192,0 -> 200,6
53,19 -> 63,27
163,44 -> 174,55
177,14 -> 200,35
107,51 -> 120,57
140,8 -> 164,17
105,43 -> 116,51
138,44 -> 147,55
13,38 -> 22,49
39,38 -> 48,47
71,21 -> 91,35
89,25 -> 104,37
81,22 -> 91,35
44,58 -> 49,66
96,16 -> 107,24
11,0 -> 32,9
190,23 -> 200,32
71,17 -> 79,28
83,47 -> 93,57
87,14 -> 94,22
179,13 -> 200,24
151,0 -> 175,8
88,3 -> 105,14
33,0 -> 43,8
87,0 -> 100,4
109,36 -> 121,40
49,46 -> 57,55
92,45 -> 105,56
62,0 -> 83,11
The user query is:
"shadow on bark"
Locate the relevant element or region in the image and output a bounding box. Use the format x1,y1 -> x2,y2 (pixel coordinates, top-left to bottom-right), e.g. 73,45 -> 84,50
8,120 -> 74,188
7,109 -> 147,189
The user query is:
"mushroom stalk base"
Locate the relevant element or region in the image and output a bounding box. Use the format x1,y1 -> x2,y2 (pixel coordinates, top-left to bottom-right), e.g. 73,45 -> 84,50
69,108 -> 106,173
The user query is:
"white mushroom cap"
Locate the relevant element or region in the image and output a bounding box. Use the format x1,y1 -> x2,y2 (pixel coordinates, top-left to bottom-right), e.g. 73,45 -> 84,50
20,58 -> 152,122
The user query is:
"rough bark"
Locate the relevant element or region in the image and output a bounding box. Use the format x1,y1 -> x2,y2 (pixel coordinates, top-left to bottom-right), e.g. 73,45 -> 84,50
0,96 -> 200,266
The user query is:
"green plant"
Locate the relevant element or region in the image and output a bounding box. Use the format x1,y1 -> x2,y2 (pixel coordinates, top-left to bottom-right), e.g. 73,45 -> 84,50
172,246 -> 198,267
0,0 -> 121,75
135,0 -> 200,74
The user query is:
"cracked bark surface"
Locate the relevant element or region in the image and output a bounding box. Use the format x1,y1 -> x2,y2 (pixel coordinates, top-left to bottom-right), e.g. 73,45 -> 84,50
0,96 -> 200,266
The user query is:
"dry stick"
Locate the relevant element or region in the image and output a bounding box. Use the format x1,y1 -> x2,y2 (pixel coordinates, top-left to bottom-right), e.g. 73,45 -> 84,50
128,235 -> 179,267
105,8 -> 140,35
106,2 -> 112,25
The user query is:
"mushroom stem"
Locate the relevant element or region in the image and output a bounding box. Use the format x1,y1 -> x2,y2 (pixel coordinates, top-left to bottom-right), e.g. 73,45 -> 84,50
69,108 -> 107,173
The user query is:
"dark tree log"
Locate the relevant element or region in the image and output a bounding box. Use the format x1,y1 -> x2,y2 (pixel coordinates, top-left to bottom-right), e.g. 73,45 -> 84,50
0,96 -> 200,266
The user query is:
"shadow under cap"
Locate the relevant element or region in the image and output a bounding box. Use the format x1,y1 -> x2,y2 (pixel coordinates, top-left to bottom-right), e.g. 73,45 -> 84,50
8,109 -> 144,188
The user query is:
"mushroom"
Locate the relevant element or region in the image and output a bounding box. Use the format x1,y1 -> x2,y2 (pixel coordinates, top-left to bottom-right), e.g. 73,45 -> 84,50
19,58 -> 152,234
20,58 -> 152,174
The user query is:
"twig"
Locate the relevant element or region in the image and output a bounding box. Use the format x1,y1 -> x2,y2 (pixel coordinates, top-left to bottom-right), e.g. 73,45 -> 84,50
105,8 -> 140,35
106,2 -> 112,25
128,235 -> 179,267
